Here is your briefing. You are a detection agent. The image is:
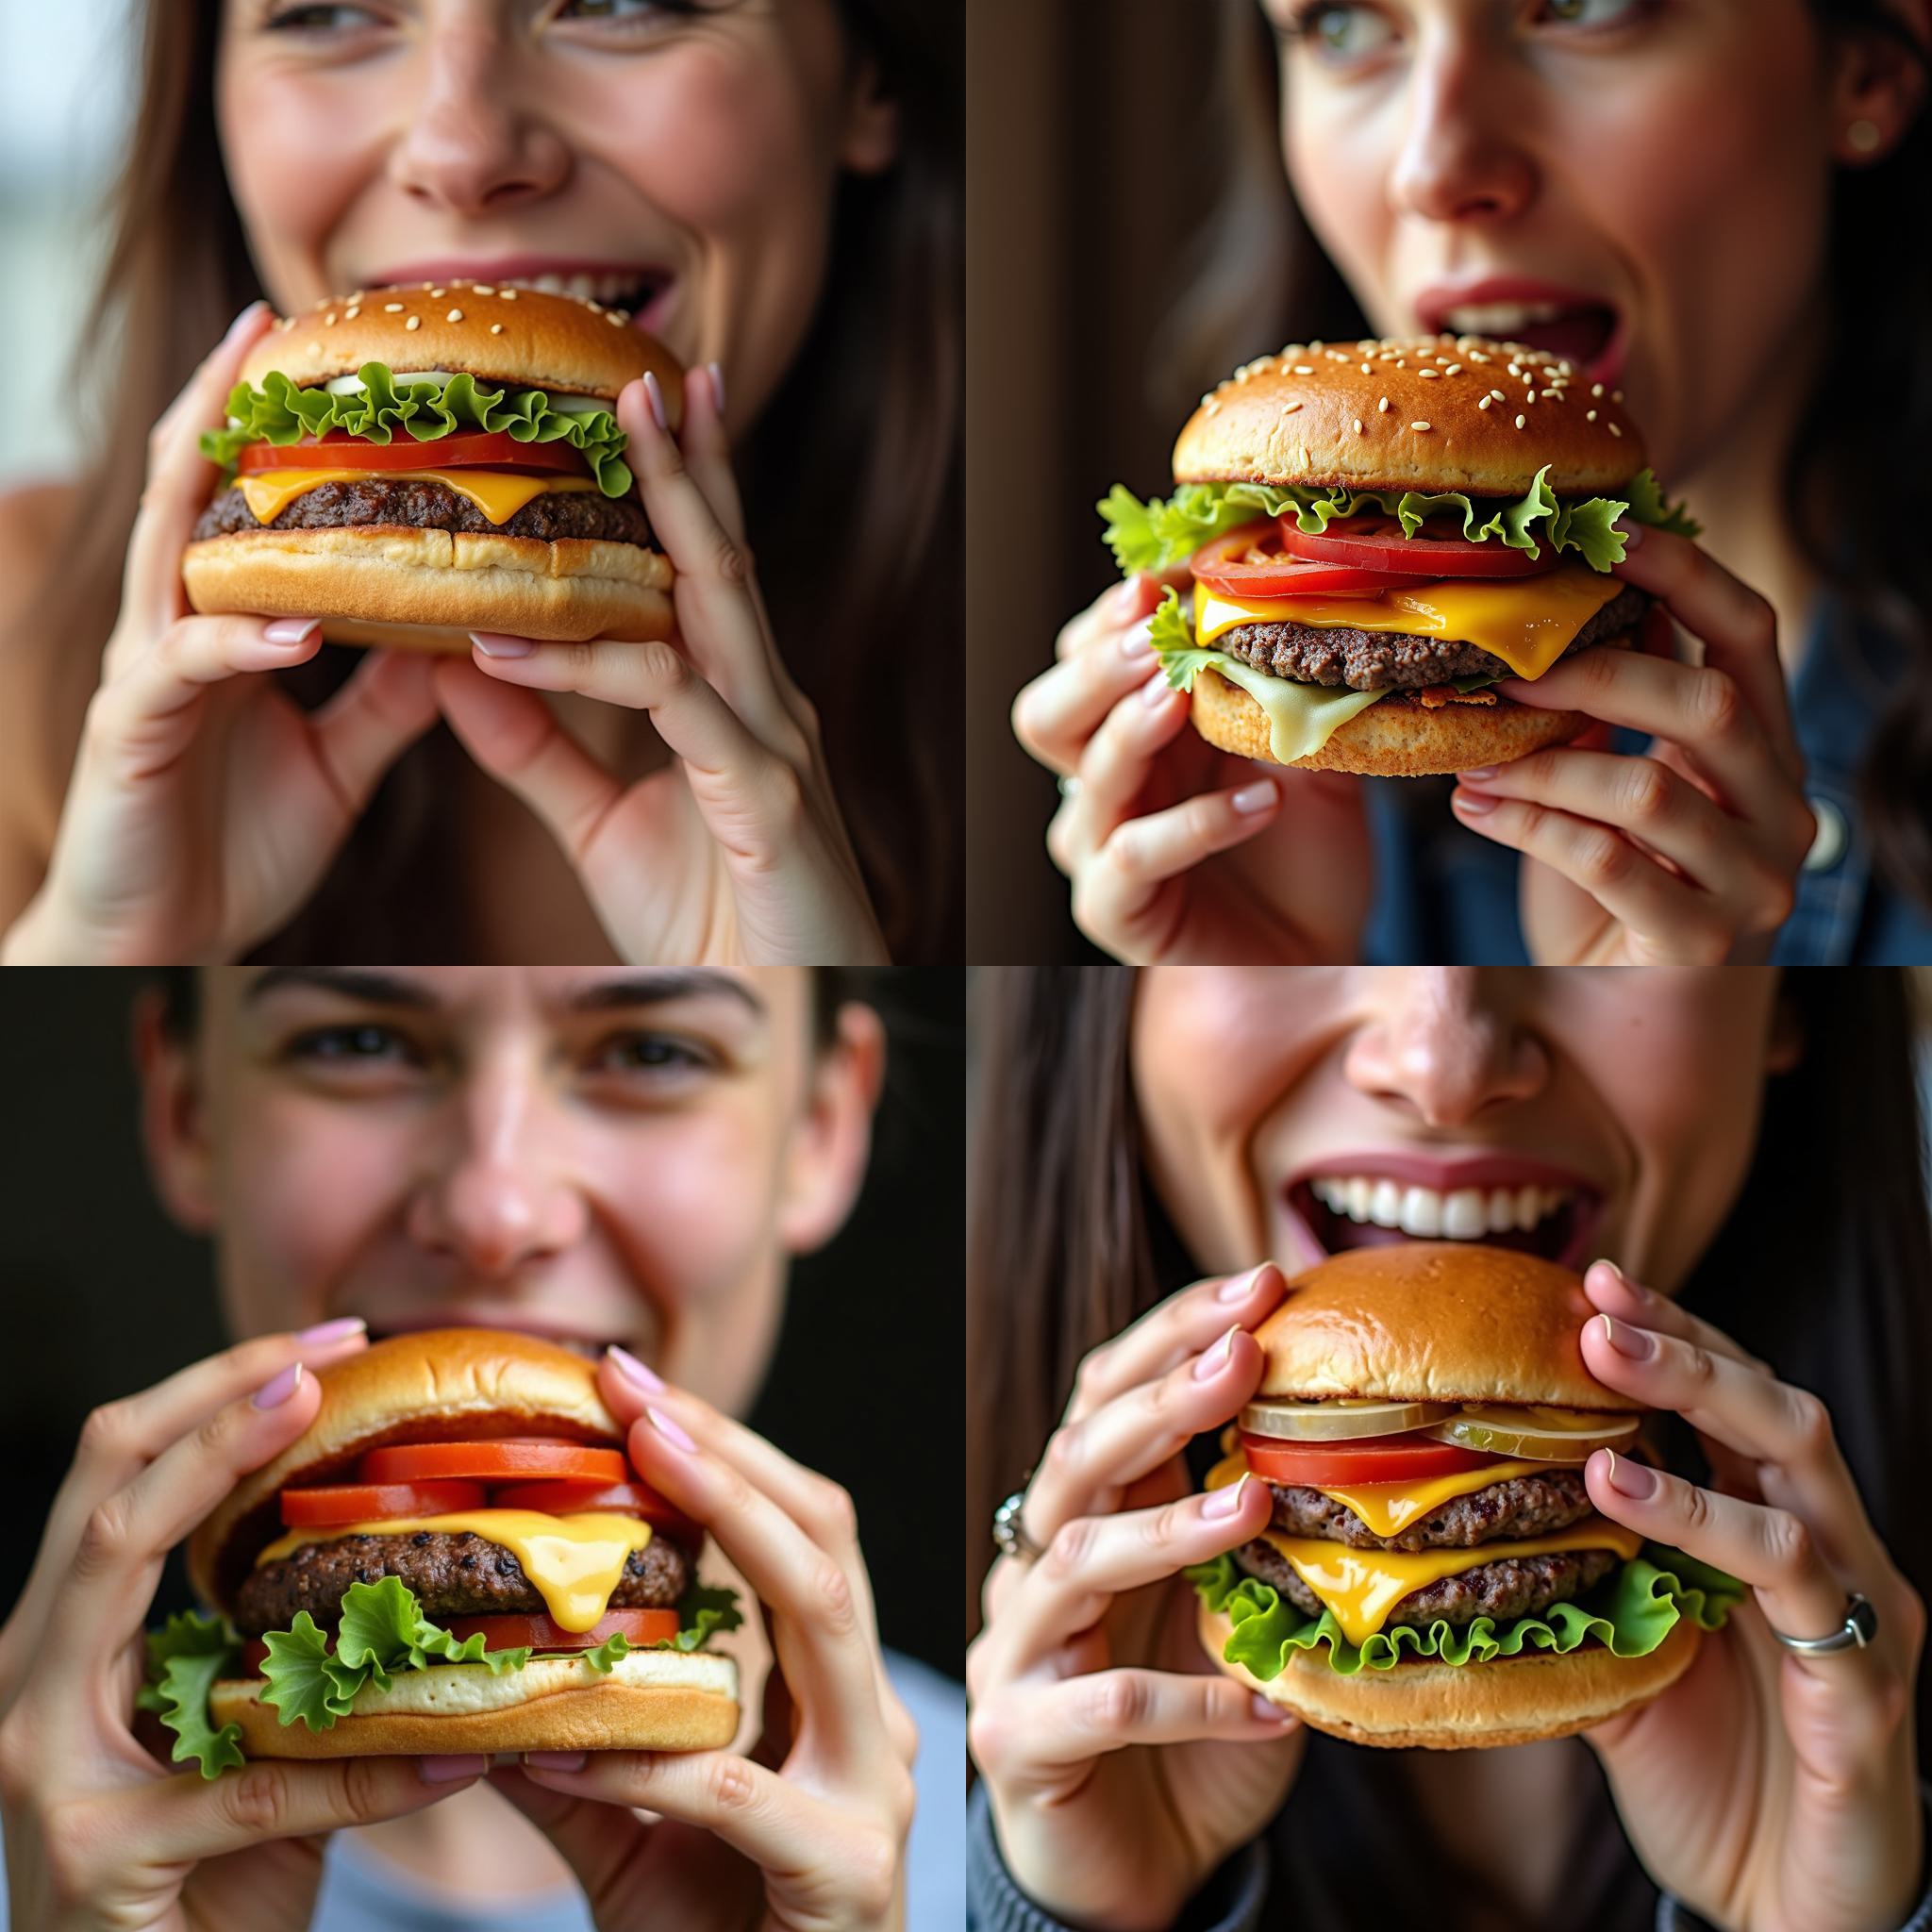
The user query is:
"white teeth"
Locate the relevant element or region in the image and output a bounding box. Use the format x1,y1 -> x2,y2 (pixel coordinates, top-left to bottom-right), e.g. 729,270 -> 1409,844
1347,1176 -> 1372,1222
1515,1184 -> 1541,1232
1442,299 -> 1568,337
1371,1179 -> 1403,1229
1398,1187 -> 1442,1238
1488,1188 -> 1516,1234
1441,1188 -> 1488,1239
1308,1175 -> 1575,1240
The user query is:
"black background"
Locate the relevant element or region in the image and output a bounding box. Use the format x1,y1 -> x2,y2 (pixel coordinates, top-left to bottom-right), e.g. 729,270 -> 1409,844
0,969 -> 962,1680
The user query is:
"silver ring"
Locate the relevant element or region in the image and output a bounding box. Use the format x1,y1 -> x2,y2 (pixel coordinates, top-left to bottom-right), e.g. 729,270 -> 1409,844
1769,1591 -> 1878,1655
991,1477 -> 1043,1563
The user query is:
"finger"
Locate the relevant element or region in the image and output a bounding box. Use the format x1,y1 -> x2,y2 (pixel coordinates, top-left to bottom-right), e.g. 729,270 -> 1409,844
1058,574 -> 1174,663
991,1667 -> 1299,1774
1058,674 -> 1192,865
1578,1259 -> 1769,1373
1013,620 -> 1169,778
676,361 -> 748,549
309,648 -> 441,815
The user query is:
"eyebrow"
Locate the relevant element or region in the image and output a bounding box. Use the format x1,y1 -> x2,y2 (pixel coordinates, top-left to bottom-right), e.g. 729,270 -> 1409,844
565,972 -> 767,1021
244,968 -> 438,1009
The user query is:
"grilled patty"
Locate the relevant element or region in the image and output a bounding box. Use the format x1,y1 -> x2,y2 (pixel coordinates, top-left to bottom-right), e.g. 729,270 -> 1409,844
1267,1470 -> 1593,1553
1213,583 -> 1651,690
234,1529 -> 691,1635
192,476 -> 655,547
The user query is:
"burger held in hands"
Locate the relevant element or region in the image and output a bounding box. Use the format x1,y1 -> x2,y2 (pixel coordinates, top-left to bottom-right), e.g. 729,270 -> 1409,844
145,1328 -> 741,1774
1101,333 -> 1697,777
1192,1243 -> 1739,1748
183,280 -> 680,653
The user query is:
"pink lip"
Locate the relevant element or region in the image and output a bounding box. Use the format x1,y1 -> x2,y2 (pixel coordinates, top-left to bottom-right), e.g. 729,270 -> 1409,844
1412,275 -> 1627,388
1289,1150 -> 1600,1193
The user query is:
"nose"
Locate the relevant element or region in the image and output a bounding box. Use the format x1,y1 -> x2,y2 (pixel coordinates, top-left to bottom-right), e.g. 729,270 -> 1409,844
1343,969 -> 1547,1128
1385,31 -> 1536,228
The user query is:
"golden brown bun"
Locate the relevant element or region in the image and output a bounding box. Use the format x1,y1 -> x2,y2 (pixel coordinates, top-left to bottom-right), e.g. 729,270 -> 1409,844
1199,1598 -> 1699,1750
243,280 -> 684,417
1174,335 -> 1641,495
181,526 -> 674,650
188,1329 -> 625,1612
1255,1242 -> 1644,1411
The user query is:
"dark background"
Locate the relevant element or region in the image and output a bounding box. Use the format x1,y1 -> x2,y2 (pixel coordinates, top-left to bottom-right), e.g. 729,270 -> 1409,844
0,969 -> 963,1681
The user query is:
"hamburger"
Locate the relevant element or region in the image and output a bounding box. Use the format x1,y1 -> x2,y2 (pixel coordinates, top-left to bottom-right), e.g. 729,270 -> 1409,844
184,281 -> 681,653
1191,1244 -> 1739,1750
1099,334 -> 1698,776
141,1329 -> 740,1774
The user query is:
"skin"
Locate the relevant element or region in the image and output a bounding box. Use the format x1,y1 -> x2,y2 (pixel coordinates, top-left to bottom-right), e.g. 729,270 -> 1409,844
1017,0 -> 1927,965
0,966 -> 922,1930
968,967 -> 1925,1932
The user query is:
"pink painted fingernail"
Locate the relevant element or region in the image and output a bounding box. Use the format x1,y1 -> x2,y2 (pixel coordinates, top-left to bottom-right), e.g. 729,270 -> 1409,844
225,300 -> 268,342
647,1405 -> 697,1452
1141,672 -> 1175,707
643,369 -> 669,432
1232,780 -> 1277,815
1598,1312 -> 1656,1359
1119,621 -> 1152,659
470,632 -> 534,658
262,617 -> 319,646
252,1361 -> 304,1409
1201,1474 -> 1251,1518
706,360 -> 726,419
1453,790 -> 1499,815
1250,1692 -> 1293,1723
1217,1263 -> 1267,1303
1459,766 -> 1497,782
297,1317 -> 367,1347
1613,518 -> 1644,550
1602,1449 -> 1657,1499
606,1343 -> 664,1392
420,1754 -> 490,1783
525,1750 -> 587,1772
1193,1325 -> 1238,1380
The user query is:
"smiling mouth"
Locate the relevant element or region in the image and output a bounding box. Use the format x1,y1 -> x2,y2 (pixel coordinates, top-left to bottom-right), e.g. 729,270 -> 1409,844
1288,1174 -> 1602,1268
371,269 -> 673,317
1437,298 -> 1619,373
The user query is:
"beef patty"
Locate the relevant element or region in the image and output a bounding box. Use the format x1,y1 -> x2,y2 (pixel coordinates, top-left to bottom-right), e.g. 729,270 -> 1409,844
1213,582 -> 1651,690
1267,1469 -> 1592,1553
1233,1538 -> 1620,1630
192,476 -> 655,547
235,1529 -> 691,1635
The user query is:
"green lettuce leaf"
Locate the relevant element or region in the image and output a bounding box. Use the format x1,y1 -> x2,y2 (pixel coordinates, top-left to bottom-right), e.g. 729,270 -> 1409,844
138,1608 -> 247,1779
199,363 -> 634,497
1187,1544 -> 1743,1680
665,1579 -> 745,1653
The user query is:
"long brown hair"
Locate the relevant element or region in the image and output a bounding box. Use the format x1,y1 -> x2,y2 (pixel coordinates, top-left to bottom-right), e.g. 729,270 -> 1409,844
21,0 -> 960,961
966,967 -> 1932,1925
1156,0 -> 1932,915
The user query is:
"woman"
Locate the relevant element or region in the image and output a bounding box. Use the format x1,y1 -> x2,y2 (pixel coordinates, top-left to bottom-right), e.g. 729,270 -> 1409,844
966,966 -> 1932,1930
1014,0 -> 1931,965
0,0 -> 960,965
0,965 -> 963,1930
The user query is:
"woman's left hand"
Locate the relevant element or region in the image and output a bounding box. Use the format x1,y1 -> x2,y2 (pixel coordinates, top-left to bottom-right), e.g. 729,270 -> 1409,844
1574,1259 -> 1925,1932
486,1352 -> 919,1932
1450,526 -> 1815,964
433,365 -> 888,964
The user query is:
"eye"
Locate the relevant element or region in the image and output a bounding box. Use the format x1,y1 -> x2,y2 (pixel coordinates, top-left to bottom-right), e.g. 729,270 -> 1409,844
261,3 -> 384,28
555,0 -> 693,21
1536,0 -> 1648,25
1284,3 -> 1397,60
586,1031 -> 716,1076
287,1023 -> 422,1067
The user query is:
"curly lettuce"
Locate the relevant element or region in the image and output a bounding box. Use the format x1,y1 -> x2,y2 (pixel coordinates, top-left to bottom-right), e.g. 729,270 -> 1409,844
134,1608 -> 247,1778
199,362 -> 634,496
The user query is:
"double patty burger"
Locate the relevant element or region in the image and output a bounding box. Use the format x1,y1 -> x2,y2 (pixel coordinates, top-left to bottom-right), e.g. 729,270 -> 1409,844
1193,1243 -> 1738,1750
144,1328 -> 740,1772
1100,333 -> 1698,776
184,281 -> 680,652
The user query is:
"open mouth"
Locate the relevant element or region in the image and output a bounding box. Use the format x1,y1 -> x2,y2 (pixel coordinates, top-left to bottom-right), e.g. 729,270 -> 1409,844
1437,299 -> 1622,383
370,269 -> 674,325
1287,1174 -> 1603,1269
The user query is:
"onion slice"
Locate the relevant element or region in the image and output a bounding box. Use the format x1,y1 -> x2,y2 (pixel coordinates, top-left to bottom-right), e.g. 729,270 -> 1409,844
1424,1404 -> 1640,1462
1239,1396 -> 1457,1441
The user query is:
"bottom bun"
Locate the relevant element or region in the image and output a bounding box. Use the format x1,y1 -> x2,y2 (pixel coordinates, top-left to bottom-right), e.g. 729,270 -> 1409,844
1200,1597 -> 1701,1750
209,1649 -> 740,1757
182,525 -> 674,653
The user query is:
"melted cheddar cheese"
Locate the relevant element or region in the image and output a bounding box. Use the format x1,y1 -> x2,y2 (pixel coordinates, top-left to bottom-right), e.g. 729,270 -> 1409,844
235,467 -> 600,529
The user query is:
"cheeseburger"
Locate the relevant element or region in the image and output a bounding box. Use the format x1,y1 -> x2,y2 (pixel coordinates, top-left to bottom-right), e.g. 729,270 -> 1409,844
1100,334 -> 1697,776
142,1329 -> 740,1774
1191,1244 -> 1738,1750
185,281 -> 681,653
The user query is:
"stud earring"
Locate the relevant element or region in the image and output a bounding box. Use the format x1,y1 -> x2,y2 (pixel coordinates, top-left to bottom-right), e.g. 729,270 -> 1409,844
1846,118 -> 1882,155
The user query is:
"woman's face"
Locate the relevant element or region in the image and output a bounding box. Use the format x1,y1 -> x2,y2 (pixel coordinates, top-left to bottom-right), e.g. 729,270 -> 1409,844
141,967 -> 879,1416
1262,0 -> 1857,478
1132,967 -> 1795,1298
215,0 -> 898,429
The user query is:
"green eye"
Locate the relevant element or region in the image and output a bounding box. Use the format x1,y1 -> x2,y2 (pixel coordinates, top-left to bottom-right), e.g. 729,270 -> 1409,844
1294,4 -> 1396,58
1541,0 -> 1642,24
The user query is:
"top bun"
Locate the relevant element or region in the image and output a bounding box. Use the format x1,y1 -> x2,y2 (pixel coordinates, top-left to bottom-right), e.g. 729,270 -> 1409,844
1255,1243 -> 1642,1412
242,280 -> 684,414
187,1328 -> 624,1613
1173,335 -> 1641,497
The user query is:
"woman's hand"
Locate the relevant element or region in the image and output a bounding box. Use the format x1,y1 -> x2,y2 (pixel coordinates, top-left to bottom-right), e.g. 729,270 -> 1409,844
1574,1261 -> 1924,1932
1014,576 -> 1373,962
0,1323 -> 485,1932
432,366 -> 887,965
1449,526 -> 1814,964
965,1264 -> 1306,1932
485,1350 -> 918,1932
1,302 -> 440,965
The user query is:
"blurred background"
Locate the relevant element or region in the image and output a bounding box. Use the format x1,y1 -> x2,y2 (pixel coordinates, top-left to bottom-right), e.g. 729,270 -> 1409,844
0,968 -> 964,1683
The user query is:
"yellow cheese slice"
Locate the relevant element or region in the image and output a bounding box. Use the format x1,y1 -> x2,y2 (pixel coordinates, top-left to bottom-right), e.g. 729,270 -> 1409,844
255,1509 -> 652,1633
1307,1460 -> 1548,1538
235,467 -> 600,528
1193,563 -> 1623,682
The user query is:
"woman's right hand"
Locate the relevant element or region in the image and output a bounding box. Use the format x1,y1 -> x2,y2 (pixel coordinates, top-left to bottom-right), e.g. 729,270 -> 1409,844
966,1263 -> 1306,1932
0,1323 -> 487,1932
1013,575 -> 1374,962
1,301 -> 440,964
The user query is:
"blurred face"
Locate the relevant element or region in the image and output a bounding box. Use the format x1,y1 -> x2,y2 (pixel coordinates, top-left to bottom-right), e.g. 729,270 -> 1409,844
1132,967 -> 1797,1298
215,0 -> 899,429
1261,0 -> 1857,478
142,967 -> 879,1416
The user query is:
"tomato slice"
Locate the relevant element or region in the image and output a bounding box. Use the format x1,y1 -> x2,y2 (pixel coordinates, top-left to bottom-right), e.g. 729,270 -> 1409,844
278,1478 -> 486,1527
491,1478 -> 694,1530
438,1607 -> 682,1652
1238,1430 -> 1499,1487
1277,513 -> 1558,580
1191,522 -> 1402,599
359,1440 -> 627,1484
236,429 -> 592,475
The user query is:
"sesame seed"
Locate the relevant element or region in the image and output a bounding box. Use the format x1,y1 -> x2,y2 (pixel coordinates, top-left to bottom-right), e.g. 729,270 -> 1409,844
446,308 -> 463,322
429,288 -> 445,298
474,285 -> 495,296
1587,409 -> 1598,421
405,315 -> 421,331
1491,389 -> 1507,402
305,340 -> 321,356
500,290 -> 517,300
344,306 -> 360,320
1310,339 -> 1325,350
1418,368 -> 1440,379
1283,401 -> 1304,414
1591,383 -> 1605,397
1361,362 -> 1373,375
1445,363 -> 1462,375
383,302 -> 405,313
1524,391 -> 1537,404
490,323 -> 504,335
1608,422 -> 1624,436
1204,400 -> 1221,415
1515,414 -> 1526,430
1354,417 -> 1364,434
324,311 -> 337,325
587,300 -> 605,314
1396,358 -> 1407,368
1378,396 -> 1390,412
1469,350 -> 1490,363
1481,395 -> 1496,409
1292,364 -> 1314,374
1411,421 -> 1431,431
607,311 -> 624,325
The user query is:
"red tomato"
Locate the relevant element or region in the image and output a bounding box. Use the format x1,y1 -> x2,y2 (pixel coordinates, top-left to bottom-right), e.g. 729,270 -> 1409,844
358,1440 -> 627,1485
1191,522 -> 1400,599
1277,513 -> 1558,580
278,1478 -> 486,1528
1238,1431 -> 1498,1487
237,430 -> 591,475
439,1607 -> 681,1652
491,1478 -> 694,1532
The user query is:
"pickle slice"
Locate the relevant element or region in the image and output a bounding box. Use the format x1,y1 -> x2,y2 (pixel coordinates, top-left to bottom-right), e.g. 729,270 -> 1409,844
1424,1404 -> 1640,1462
1239,1397 -> 1457,1441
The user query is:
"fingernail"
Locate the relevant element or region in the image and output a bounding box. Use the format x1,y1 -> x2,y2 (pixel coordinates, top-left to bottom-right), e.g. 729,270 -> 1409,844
1217,1262 -> 1267,1303
1453,789 -> 1498,815
262,617 -> 319,646
1232,780 -> 1278,815
647,1405 -> 697,1452
1141,672 -> 1175,707
644,369 -> 670,433
225,300 -> 268,341
420,1754 -> 490,1783
1598,1311 -> 1656,1359
606,1343 -> 664,1392
471,632 -> 534,658
1201,1474 -> 1252,1518
1193,1324 -> 1238,1380
1110,578 -> 1143,617
1120,621 -> 1153,659
1250,1692 -> 1292,1723
252,1361 -> 304,1409
1458,766 -> 1497,782
706,360 -> 725,419
524,1750 -> 588,1772
1614,517 -> 1644,550
296,1317 -> 367,1347
1602,1448 -> 1657,1499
